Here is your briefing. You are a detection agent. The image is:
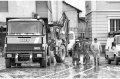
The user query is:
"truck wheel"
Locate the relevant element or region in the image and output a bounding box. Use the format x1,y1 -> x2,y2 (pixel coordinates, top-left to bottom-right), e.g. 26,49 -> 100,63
114,57 -> 118,65
11,59 -> 16,66
55,45 -> 66,63
108,59 -> 111,64
40,59 -> 47,67
6,59 -> 11,68
55,54 -> 62,63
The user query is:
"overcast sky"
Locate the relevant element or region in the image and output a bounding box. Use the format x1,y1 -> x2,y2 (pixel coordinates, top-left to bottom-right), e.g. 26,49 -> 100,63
64,0 -> 85,17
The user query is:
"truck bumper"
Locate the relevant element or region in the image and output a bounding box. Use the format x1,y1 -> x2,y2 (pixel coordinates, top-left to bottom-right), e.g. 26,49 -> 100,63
5,52 -> 45,63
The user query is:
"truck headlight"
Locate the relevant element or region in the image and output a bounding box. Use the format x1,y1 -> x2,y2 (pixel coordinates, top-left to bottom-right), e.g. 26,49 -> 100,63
7,54 -> 12,57
37,54 -> 42,57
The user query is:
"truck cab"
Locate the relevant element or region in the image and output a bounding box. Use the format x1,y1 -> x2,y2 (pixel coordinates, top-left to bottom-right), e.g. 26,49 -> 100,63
105,32 -> 120,65
4,18 -> 52,68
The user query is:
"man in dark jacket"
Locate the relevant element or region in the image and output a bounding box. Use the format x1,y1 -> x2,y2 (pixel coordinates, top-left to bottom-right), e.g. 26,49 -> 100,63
83,38 -> 91,65
72,40 -> 81,66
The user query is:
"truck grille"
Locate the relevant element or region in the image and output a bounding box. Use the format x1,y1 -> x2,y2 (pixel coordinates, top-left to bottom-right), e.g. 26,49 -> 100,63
18,53 -> 30,61
6,44 -> 42,51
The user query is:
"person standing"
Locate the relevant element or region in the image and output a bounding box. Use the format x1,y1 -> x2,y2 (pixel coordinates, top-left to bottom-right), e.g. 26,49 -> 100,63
48,39 -> 56,64
91,38 -> 102,66
72,40 -> 81,65
83,38 -> 91,65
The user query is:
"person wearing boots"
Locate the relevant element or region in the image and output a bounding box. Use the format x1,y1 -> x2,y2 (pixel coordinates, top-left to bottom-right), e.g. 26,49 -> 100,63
72,40 -> 80,66
91,38 -> 101,66
83,38 -> 91,65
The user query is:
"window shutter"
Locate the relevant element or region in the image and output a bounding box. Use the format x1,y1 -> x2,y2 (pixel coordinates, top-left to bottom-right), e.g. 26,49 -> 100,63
116,19 -> 120,31
110,19 -> 114,31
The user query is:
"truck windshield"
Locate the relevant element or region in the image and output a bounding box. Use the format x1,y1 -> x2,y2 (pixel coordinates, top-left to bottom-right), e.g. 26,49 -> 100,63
8,21 -> 43,35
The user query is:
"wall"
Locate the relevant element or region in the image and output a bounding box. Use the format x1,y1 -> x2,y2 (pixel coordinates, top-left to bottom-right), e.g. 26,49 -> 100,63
0,1 -> 63,22
62,2 -> 78,38
96,1 -> 120,11
86,1 -> 120,44
92,11 -> 120,44
79,20 -> 86,32
36,1 -> 48,18
0,1 -> 35,22
51,1 -> 62,22
85,1 -> 120,53
86,1 -> 92,41
92,1 -> 120,44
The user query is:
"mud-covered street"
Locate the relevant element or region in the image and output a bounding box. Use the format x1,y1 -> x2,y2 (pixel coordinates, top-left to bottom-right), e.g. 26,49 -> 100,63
0,54 -> 119,78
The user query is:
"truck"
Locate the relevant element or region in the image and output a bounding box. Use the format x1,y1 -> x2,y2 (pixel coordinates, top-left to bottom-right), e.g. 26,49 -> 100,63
4,17 -> 54,68
105,31 -> 120,65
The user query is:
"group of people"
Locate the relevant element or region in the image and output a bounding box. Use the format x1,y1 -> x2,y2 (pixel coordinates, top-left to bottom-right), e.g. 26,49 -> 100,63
48,35 -> 102,66
72,37 -> 102,66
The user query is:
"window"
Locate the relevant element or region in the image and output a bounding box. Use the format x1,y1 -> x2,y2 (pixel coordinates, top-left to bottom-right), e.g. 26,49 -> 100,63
0,1 -> 8,12
110,19 -> 120,31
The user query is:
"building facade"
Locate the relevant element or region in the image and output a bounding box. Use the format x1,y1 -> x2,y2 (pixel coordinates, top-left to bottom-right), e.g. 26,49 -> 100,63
62,1 -> 82,38
0,1 -> 62,23
86,1 -> 120,45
